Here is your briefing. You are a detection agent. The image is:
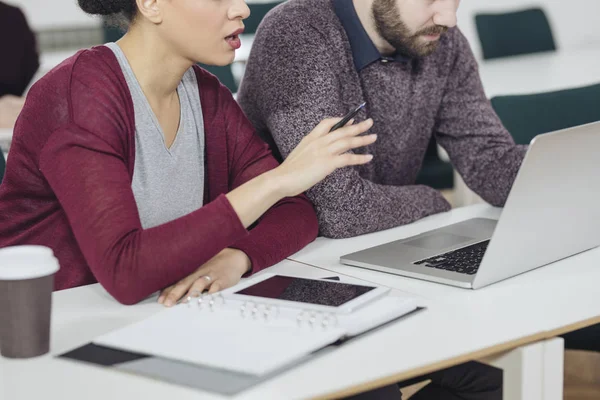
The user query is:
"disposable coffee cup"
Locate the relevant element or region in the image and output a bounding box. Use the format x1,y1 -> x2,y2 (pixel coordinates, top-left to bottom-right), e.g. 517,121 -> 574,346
0,245 -> 59,359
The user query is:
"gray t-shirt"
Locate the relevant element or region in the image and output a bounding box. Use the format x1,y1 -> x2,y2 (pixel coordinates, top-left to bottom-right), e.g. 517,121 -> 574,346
106,43 -> 205,229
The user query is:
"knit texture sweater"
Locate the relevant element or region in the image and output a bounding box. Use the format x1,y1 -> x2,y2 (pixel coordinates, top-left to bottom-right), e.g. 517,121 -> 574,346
238,0 -> 527,238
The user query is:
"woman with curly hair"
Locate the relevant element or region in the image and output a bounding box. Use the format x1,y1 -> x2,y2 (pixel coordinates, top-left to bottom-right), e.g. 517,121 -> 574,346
0,0 -> 376,306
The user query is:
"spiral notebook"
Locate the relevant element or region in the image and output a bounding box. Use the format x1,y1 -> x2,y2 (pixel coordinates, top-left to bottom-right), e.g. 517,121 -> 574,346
91,274 -> 418,377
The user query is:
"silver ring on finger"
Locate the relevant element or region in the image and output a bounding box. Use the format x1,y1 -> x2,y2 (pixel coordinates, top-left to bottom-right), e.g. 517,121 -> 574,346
202,275 -> 212,282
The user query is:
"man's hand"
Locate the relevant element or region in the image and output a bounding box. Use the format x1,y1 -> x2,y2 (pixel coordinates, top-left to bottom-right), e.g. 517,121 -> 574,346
0,95 -> 26,129
158,248 -> 251,307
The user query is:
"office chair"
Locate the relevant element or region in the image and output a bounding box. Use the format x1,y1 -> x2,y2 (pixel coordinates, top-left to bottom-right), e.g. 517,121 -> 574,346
245,2 -> 285,35
415,138 -> 454,190
475,8 -> 556,60
491,83 -> 600,144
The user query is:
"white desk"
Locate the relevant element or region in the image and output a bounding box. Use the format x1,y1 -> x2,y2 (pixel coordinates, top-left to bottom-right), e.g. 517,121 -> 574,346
0,256 -> 563,400
1,260 -> 437,400
0,223 -> 587,400
479,48 -> 600,99
288,204 -> 600,330
288,204 -> 600,398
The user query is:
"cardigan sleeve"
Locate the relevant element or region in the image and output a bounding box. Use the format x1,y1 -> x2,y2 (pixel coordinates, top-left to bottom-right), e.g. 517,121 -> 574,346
40,123 -> 249,305
38,57 -> 250,305
218,85 -> 319,273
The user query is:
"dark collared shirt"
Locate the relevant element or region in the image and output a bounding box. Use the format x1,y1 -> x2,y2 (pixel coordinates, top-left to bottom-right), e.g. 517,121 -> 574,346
332,0 -> 408,71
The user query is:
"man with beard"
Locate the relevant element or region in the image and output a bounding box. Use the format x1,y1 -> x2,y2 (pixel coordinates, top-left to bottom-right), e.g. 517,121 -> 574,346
238,0 -> 514,398
237,0 -> 526,240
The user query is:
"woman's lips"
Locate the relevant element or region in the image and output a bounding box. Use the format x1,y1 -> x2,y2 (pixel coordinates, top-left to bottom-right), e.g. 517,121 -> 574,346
225,35 -> 241,50
225,28 -> 244,50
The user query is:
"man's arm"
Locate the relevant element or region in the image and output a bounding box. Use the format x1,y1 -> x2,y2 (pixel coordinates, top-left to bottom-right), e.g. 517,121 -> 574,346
238,12 -> 450,239
434,29 -> 527,206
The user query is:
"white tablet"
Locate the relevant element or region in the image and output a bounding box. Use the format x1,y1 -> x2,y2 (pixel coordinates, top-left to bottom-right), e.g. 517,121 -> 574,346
226,273 -> 389,314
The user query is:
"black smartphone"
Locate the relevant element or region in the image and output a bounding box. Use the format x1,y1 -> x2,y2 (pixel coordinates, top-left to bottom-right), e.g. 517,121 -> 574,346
329,102 -> 366,132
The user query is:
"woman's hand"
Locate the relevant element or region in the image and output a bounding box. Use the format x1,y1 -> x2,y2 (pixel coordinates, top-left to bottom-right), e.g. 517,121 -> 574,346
273,118 -> 376,197
158,248 -> 251,307
224,117 -> 376,229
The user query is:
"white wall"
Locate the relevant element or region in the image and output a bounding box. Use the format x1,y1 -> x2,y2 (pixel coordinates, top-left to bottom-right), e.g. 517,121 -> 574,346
5,0 -> 100,30
8,0 -> 600,53
6,0 -> 276,31
458,0 -> 600,60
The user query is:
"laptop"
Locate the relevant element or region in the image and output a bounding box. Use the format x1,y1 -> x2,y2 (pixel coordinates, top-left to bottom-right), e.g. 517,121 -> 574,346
341,121 -> 600,289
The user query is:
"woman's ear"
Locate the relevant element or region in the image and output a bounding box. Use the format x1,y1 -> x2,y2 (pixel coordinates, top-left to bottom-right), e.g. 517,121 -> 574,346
135,0 -> 163,24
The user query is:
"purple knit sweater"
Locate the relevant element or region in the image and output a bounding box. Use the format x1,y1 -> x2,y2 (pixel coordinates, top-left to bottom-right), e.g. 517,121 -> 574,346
237,0 -> 527,239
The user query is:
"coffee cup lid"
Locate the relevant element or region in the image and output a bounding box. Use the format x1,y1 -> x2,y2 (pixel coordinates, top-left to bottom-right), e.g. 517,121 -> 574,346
0,246 -> 60,280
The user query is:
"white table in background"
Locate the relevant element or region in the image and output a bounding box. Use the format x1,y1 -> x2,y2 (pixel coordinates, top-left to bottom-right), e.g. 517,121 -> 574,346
287,204 -> 600,399
479,47 -> 600,99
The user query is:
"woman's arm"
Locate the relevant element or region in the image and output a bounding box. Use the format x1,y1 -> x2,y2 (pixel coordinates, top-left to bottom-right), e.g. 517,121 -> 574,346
39,123 -> 250,305
157,82 -> 376,305
224,96 -> 319,275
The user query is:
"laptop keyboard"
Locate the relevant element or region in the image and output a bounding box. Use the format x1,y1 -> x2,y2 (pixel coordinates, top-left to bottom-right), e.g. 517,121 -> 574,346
413,240 -> 490,275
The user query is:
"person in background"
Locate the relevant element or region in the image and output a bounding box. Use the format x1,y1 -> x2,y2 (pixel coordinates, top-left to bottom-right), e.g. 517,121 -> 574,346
0,0 -> 376,307
0,1 -> 39,128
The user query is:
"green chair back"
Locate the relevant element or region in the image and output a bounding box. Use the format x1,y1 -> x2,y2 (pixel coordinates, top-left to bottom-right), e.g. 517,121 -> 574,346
491,83 -> 600,145
0,151 -> 5,185
415,138 -> 454,190
104,24 -> 125,43
245,2 -> 285,34
475,8 -> 556,60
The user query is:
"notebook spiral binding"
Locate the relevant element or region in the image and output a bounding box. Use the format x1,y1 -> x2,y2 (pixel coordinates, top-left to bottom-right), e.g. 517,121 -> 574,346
184,291 -> 339,330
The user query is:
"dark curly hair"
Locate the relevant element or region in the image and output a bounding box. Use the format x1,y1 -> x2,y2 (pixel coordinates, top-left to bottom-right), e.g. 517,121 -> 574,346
77,0 -> 137,23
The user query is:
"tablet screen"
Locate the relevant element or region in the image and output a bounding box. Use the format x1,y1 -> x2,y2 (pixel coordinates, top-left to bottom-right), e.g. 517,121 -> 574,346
234,276 -> 376,307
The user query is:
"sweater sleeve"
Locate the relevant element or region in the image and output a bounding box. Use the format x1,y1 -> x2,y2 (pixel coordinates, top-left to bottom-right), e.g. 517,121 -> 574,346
38,59 -> 250,305
40,124 -> 249,305
220,87 -> 319,273
237,16 -> 450,239
434,29 -> 527,206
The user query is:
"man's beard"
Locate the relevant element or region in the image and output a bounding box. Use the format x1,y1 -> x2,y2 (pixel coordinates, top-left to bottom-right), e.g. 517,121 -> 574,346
372,0 -> 448,58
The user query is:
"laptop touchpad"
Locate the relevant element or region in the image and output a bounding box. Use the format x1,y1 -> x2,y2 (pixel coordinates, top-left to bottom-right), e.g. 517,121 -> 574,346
404,233 -> 473,250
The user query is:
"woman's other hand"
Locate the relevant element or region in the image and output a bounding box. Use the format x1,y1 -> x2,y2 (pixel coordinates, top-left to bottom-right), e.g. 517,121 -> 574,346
158,248 -> 251,307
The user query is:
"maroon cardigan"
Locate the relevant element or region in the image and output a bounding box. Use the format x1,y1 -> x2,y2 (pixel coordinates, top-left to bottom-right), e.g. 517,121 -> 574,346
0,46 -> 318,305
